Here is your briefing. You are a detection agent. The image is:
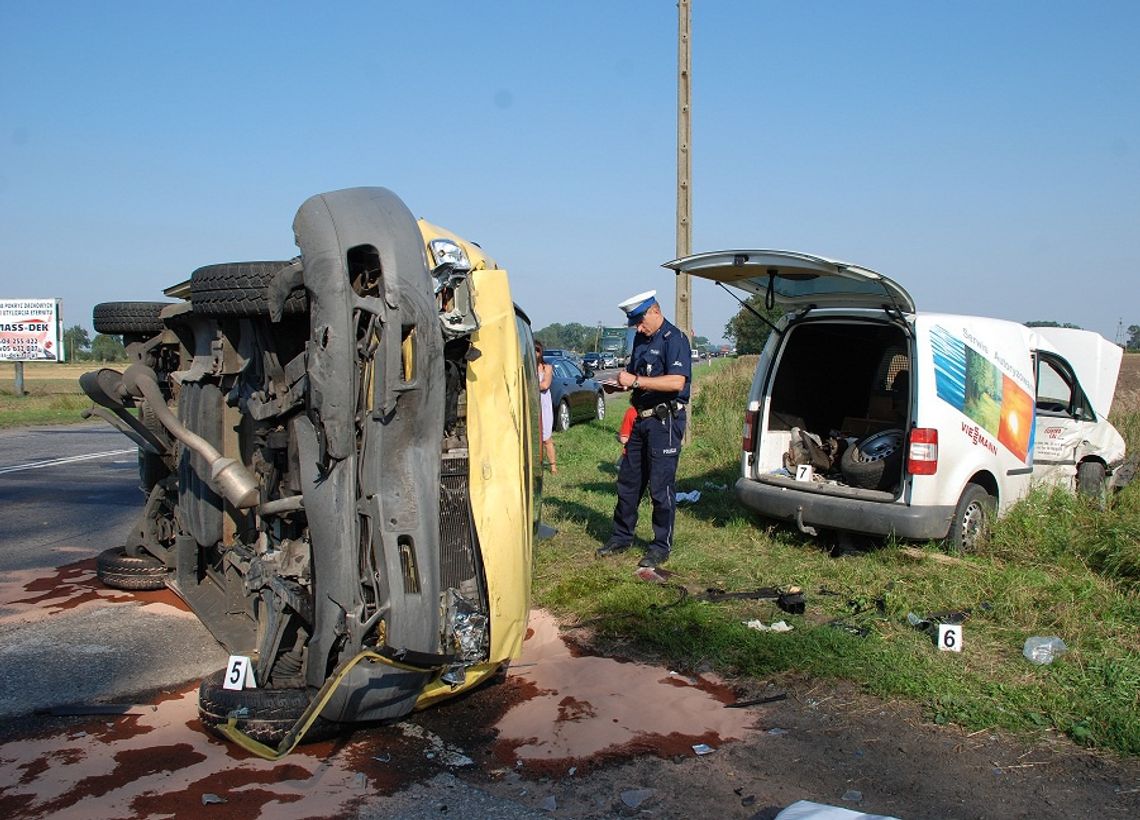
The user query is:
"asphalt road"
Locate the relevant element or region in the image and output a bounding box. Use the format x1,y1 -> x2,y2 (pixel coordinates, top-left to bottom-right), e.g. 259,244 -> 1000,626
0,423 -> 228,718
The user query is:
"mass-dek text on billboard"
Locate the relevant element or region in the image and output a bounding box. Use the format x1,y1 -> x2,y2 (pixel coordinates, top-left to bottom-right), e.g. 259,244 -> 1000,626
0,299 -> 63,362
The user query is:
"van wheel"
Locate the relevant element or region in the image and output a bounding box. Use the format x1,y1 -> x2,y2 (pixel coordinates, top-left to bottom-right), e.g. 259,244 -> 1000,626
190,261 -> 307,317
946,484 -> 994,553
197,669 -> 340,747
96,546 -> 170,590
556,399 -> 571,432
92,302 -> 170,335
595,393 -> 606,421
1077,461 -> 1107,502
840,429 -> 904,490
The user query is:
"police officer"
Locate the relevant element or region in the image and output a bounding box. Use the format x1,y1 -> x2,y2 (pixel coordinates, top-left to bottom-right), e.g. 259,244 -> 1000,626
597,290 -> 692,567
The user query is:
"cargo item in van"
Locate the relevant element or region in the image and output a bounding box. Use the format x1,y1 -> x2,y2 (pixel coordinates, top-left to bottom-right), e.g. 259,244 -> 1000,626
668,250 -> 1127,552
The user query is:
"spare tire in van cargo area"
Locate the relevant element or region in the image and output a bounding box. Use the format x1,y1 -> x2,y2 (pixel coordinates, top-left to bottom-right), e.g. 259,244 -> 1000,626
840,429 -> 904,491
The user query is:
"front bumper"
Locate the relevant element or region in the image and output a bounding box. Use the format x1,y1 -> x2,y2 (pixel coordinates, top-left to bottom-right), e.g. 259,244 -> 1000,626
734,476 -> 954,541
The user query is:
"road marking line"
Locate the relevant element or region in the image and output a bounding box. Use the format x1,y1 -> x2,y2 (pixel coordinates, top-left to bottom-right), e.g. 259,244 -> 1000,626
0,449 -> 136,475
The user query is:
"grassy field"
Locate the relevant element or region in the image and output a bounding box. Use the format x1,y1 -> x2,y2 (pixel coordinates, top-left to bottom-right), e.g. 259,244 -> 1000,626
537,356 -> 1140,756
0,362 -> 97,428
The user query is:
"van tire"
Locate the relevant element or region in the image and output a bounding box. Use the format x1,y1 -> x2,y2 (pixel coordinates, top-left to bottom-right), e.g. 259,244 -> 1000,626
1077,461 -> 1107,502
197,669 -> 339,746
93,302 -> 170,335
190,261 -> 307,317
946,483 -> 994,553
840,429 -> 904,490
96,546 -> 170,590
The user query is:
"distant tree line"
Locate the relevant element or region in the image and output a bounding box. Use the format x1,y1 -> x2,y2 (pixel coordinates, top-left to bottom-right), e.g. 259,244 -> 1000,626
723,295 -> 784,354
1024,320 -> 1082,329
534,322 -> 600,353
62,325 -> 128,362
534,321 -> 710,353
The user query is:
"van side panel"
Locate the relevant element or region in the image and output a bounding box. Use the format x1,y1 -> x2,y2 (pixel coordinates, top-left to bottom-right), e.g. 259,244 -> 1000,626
911,315 -> 1038,515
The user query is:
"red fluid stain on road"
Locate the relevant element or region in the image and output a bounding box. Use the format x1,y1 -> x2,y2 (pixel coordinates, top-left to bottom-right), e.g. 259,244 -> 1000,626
0,609 -> 760,817
0,557 -> 191,626
490,610 -> 758,775
0,689 -> 395,819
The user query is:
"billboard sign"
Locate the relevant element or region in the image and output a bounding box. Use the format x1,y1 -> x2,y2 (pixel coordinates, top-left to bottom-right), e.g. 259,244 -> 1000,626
0,299 -> 63,362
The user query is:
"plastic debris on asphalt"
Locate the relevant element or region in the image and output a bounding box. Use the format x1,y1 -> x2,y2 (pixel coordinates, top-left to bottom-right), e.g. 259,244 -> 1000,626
692,743 -> 716,755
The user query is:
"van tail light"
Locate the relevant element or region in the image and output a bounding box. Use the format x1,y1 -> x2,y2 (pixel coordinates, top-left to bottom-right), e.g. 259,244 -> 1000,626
907,427 -> 939,475
742,409 -> 759,454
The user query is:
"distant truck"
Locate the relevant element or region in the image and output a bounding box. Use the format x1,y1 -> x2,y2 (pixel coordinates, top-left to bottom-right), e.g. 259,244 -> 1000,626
600,326 -> 636,367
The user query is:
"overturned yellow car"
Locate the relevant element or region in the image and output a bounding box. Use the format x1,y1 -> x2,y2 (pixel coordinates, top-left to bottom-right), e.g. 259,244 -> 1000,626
82,187 -> 540,755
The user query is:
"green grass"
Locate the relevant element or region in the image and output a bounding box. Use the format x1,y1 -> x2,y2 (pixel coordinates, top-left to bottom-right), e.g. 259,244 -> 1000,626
536,357 -> 1140,755
0,386 -> 93,428
0,363 -> 98,428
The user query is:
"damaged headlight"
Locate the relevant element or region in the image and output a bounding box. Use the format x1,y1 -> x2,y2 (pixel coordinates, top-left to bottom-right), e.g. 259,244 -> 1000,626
429,238 -> 471,272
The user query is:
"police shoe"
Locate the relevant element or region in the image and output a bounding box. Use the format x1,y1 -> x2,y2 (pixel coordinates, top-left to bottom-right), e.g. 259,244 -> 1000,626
596,538 -> 632,557
638,548 -> 669,568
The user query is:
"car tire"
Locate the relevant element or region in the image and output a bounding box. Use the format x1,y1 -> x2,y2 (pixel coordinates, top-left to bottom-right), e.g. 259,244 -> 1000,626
1077,460 -> 1107,502
197,669 -> 340,747
190,261 -> 307,317
96,546 -> 170,591
840,429 -> 904,490
945,483 -> 995,553
556,400 -> 571,432
595,392 -> 606,421
92,302 -> 171,335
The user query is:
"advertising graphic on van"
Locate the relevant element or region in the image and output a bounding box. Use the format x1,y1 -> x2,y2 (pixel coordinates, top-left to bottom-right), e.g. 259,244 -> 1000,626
931,325 -> 1033,463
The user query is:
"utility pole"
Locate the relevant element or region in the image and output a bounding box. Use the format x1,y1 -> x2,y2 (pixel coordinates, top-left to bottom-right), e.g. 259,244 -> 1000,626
676,0 -> 692,337
676,0 -> 693,443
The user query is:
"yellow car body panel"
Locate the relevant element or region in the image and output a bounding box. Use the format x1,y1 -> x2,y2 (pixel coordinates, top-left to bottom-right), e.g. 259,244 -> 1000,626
414,266 -> 537,707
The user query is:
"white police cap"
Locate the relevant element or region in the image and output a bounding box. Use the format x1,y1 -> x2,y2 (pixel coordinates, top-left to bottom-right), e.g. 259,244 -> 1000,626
618,290 -> 657,325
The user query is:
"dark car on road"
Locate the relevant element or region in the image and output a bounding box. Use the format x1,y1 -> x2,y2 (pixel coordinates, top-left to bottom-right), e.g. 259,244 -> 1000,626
582,351 -> 604,370
544,355 -> 605,431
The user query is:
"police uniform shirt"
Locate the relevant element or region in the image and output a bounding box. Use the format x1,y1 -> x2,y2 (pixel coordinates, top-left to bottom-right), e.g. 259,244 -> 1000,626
627,318 -> 692,409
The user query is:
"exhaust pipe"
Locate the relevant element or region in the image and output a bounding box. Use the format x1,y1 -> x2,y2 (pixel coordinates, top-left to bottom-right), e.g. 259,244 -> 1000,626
118,365 -> 261,509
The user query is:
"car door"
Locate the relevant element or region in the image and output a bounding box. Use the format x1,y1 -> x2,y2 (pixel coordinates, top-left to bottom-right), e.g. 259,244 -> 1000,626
561,360 -> 591,420
550,360 -> 574,419
1031,351 -> 1100,489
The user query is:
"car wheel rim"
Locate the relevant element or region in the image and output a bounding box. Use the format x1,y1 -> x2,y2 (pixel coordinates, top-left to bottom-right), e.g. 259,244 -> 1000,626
960,501 -> 986,548
857,430 -> 903,462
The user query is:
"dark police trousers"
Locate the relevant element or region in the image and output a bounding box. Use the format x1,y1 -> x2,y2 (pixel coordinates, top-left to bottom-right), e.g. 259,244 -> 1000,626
611,410 -> 686,555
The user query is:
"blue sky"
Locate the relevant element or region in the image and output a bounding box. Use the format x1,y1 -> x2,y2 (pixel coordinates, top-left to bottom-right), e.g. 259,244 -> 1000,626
1,1 -> 1137,345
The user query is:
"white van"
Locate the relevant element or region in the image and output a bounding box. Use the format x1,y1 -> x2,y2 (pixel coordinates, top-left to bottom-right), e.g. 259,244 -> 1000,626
668,250 -> 1128,550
